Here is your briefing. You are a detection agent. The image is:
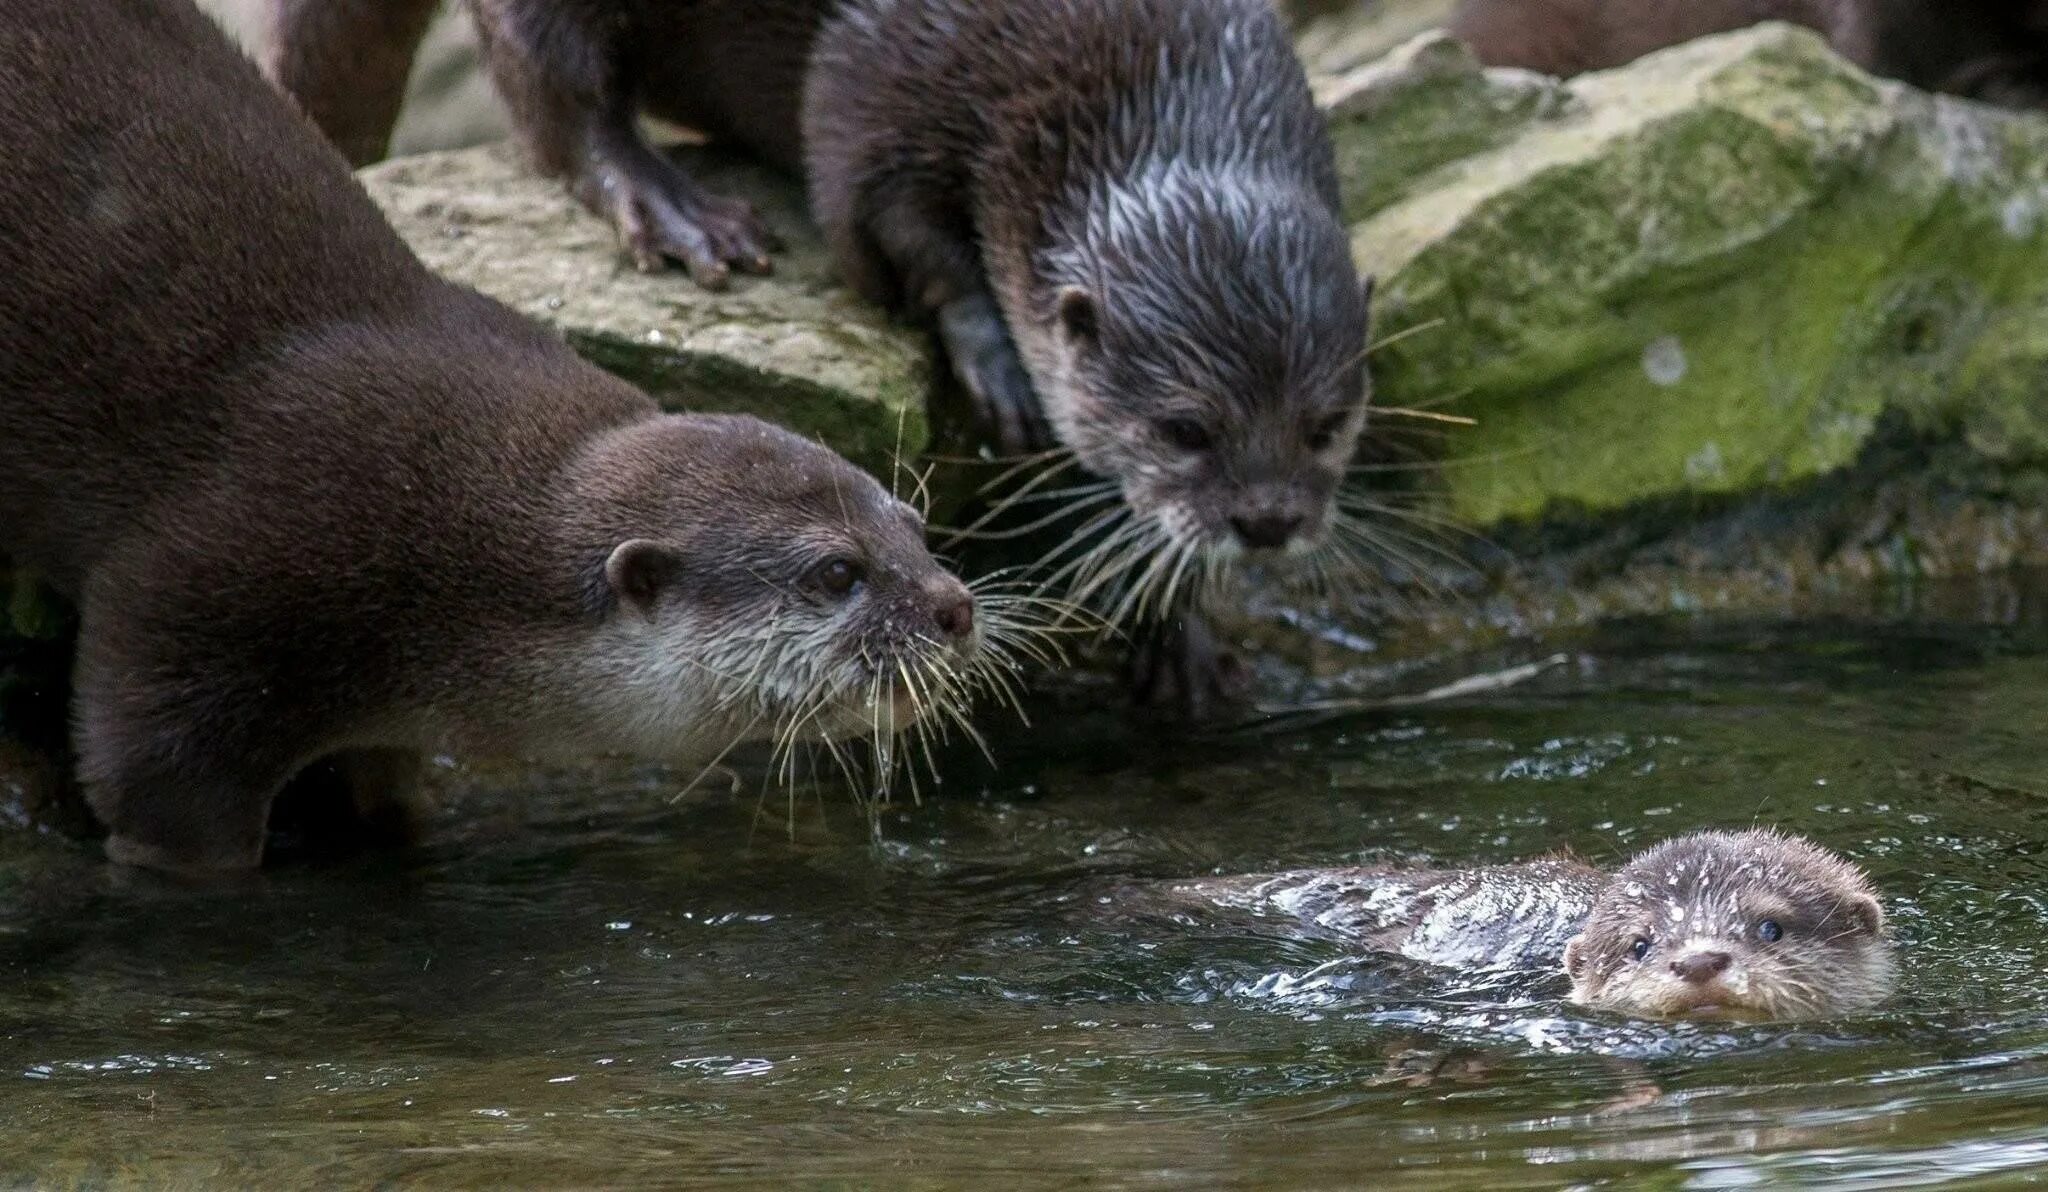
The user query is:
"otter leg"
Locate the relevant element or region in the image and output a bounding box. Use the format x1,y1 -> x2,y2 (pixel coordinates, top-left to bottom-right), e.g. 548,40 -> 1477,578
270,748 -> 430,858
1128,611 -> 1251,722
263,0 -> 442,167
69,591 -> 301,876
938,291 -> 1053,454
464,0 -> 780,288
860,203 -> 1051,453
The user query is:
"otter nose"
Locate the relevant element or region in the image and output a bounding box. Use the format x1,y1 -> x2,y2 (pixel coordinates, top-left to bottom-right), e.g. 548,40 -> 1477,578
933,591 -> 976,642
1670,951 -> 1733,984
1231,512 -> 1304,551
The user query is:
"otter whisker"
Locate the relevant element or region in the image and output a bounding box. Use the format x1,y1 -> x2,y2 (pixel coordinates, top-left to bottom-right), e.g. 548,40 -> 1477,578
1339,514 -> 1475,579
969,447 -> 1081,497
1375,407 -> 1477,427
934,487 -> 1122,544
671,706 -> 769,805
1031,505 -> 1133,587
1337,494 -> 1487,545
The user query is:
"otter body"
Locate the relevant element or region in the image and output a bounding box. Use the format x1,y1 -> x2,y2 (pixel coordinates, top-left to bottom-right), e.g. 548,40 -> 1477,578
1452,0 -> 2048,108
1,0 -> 981,875
1157,831 -> 1894,1020
269,0 -> 1374,714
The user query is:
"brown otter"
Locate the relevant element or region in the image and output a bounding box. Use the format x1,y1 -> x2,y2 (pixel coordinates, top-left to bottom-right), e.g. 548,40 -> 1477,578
1153,830 -> 1895,1020
1,0 -> 986,876
1451,0 -> 2048,109
265,0 -> 1375,712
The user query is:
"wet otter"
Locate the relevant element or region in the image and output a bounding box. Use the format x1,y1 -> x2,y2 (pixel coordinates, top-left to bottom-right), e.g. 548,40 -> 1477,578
1451,0 -> 2048,109
1,0 -> 987,876
1156,830 -> 1895,1020
267,0 -> 1375,711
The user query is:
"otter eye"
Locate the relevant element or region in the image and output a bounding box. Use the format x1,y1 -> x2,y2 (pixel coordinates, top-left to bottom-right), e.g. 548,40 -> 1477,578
1157,418 -> 1213,453
1307,413 -> 1349,452
1757,919 -> 1783,943
1630,937 -> 1651,962
811,557 -> 864,599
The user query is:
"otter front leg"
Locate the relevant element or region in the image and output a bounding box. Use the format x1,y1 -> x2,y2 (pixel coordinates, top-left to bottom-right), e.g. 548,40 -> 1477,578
465,0 -> 780,287
1129,610 -> 1251,723
271,748 -> 430,857
81,742 -> 289,877
70,604 -> 301,876
938,291 -> 1052,453
860,204 -> 1051,453
264,0 -> 443,166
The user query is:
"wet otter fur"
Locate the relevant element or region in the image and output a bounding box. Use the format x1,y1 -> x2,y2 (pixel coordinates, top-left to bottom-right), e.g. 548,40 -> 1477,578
265,0 -> 1375,715
1155,830 -> 1895,1020
0,0 -> 982,875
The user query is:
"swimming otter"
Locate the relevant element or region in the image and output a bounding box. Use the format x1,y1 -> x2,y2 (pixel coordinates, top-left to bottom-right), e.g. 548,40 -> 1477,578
1451,0 -> 2048,109
266,0 -> 1375,712
0,0 -> 986,876
1156,830 -> 1895,1020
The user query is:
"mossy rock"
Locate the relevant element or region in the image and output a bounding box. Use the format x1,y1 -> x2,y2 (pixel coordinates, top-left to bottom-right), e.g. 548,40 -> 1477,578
1334,25 -> 2048,530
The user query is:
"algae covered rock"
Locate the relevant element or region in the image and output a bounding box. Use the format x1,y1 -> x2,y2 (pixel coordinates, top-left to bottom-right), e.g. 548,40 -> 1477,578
1335,25 -> 2048,530
359,145 -> 932,477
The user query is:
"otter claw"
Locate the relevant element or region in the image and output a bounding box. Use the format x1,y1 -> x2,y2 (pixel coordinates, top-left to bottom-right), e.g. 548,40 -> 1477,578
938,292 -> 1051,453
602,171 -> 778,289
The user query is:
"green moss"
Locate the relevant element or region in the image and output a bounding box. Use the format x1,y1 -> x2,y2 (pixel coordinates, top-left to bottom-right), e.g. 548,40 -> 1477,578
1348,25 -> 2048,529
569,331 -> 931,483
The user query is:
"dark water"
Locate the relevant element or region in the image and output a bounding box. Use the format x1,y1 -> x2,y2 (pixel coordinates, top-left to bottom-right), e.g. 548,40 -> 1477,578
5,612 -> 2048,1187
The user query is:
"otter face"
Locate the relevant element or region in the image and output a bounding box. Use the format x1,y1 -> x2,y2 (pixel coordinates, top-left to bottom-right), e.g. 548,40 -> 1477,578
1563,831 -> 1895,1022
581,416 -> 984,760
1036,182 -> 1372,568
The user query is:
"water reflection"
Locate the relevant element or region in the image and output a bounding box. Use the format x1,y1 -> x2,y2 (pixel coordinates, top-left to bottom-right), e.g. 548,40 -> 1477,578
4,613 -> 2048,1184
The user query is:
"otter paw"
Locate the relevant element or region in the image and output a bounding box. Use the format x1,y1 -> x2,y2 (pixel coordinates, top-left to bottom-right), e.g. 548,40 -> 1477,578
609,182 -> 782,290
937,293 -> 1052,453
1129,614 -> 1252,722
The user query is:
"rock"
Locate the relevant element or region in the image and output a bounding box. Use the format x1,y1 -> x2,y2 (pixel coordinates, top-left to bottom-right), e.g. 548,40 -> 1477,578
359,145 -> 933,478
1337,25 -> 2048,532
1296,0 -> 1462,78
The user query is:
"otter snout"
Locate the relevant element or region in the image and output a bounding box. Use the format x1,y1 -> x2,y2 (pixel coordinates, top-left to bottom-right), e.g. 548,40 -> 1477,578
927,578 -> 977,645
1670,949 -> 1733,984
1231,512 -> 1306,551
1227,487 -> 1323,555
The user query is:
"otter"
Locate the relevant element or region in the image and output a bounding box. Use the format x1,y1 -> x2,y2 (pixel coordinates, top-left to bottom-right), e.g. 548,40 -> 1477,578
0,0 -> 985,876
265,0 -> 1375,712
1152,830 -> 1895,1020
1451,0 -> 2048,109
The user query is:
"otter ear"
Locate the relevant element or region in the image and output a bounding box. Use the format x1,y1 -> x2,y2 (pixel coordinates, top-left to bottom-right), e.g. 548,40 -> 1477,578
1847,894 -> 1885,936
605,539 -> 685,615
1563,935 -> 1588,981
1056,286 -> 1100,347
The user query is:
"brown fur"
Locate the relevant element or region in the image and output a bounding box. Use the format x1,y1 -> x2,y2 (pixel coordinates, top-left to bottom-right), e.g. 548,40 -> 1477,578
262,0 -> 445,167
269,0 -> 1372,717
0,0 -> 977,875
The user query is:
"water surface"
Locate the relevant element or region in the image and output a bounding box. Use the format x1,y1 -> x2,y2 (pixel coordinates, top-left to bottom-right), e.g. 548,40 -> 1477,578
5,609 -> 2048,1186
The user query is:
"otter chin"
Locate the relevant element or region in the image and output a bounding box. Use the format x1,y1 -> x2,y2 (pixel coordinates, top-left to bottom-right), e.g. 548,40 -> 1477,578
1563,830 -> 1896,1022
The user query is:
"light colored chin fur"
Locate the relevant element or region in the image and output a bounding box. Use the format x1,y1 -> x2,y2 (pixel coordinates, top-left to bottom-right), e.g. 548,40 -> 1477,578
557,617 -> 955,764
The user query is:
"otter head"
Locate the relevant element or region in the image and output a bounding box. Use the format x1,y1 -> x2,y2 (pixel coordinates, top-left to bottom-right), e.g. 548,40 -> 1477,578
1563,830 -> 1895,1022
1031,177 -> 1372,566
568,414 -> 981,760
